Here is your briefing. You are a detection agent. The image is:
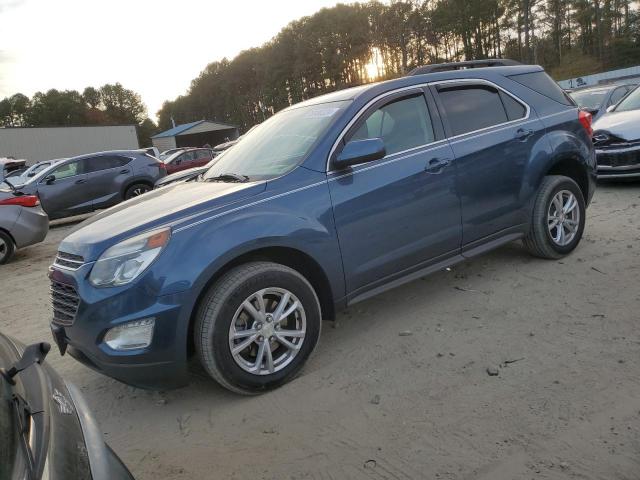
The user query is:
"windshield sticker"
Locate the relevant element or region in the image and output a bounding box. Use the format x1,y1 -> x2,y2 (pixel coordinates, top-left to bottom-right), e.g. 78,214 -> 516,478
303,107 -> 340,118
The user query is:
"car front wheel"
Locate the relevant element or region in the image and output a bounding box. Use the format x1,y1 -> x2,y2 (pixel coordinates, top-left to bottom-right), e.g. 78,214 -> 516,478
195,262 -> 322,395
524,175 -> 586,259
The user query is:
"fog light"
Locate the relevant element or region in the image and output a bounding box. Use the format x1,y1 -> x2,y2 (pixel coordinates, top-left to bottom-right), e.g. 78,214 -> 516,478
104,318 -> 155,351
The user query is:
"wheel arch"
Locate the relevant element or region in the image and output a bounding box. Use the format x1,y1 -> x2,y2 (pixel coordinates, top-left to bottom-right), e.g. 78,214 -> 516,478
186,245 -> 337,357
545,155 -> 590,201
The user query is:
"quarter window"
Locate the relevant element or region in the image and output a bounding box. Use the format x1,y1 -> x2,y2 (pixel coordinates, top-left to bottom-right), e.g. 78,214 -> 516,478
437,85 -> 524,136
608,87 -> 628,107
348,94 -> 435,156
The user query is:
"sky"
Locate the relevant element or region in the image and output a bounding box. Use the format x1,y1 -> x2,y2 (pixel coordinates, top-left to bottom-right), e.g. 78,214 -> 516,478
0,0 -> 344,120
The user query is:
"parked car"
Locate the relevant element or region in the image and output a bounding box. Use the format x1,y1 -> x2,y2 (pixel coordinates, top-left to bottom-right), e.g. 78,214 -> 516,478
568,84 -> 636,120
163,148 -> 215,175
49,60 -> 595,395
0,332 -> 134,479
0,181 -> 49,264
6,158 -> 65,183
159,148 -> 184,161
0,158 -> 27,181
212,125 -> 259,155
592,85 -> 640,179
13,150 -> 166,220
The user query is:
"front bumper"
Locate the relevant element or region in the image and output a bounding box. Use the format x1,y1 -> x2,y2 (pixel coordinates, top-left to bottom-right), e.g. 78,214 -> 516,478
596,144 -> 640,179
49,265 -> 191,390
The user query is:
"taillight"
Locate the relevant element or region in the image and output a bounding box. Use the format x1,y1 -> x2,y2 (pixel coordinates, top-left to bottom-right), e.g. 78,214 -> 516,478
0,195 -> 40,207
158,162 -> 167,170
578,110 -> 593,138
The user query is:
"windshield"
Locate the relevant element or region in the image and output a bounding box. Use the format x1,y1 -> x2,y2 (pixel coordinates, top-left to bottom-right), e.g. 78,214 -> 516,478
203,101 -> 349,181
614,86 -> 640,112
569,89 -> 609,110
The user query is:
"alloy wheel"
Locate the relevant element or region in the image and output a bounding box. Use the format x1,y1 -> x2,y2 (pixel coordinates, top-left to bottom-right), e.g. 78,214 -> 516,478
228,288 -> 306,375
547,189 -> 580,246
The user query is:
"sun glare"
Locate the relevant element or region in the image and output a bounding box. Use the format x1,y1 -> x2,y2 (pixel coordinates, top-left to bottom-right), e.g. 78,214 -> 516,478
365,47 -> 384,80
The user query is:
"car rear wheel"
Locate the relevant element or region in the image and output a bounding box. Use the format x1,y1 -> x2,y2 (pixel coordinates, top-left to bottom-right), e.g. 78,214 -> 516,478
124,183 -> 151,200
195,262 -> 322,395
523,175 -> 586,259
0,231 -> 15,264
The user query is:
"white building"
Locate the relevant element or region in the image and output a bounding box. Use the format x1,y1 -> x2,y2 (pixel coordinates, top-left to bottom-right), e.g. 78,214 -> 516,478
0,125 -> 139,163
558,65 -> 640,89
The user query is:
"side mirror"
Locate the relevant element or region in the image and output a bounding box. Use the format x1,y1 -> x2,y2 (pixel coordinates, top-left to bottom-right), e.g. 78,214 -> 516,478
44,174 -> 56,185
334,138 -> 386,170
606,105 -> 616,113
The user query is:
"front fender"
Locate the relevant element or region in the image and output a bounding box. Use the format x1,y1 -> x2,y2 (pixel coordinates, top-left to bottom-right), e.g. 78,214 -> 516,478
151,174 -> 344,340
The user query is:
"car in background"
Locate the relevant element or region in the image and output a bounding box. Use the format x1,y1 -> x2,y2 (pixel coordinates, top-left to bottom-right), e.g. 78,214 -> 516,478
0,158 -> 27,181
159,148 -> 184,161
212,125 -> 259,155
569,84 -> 636,120
6,158 -> 65,183
12,150 -> 166,220
163,147 -> 215,175
0,332 -> 134,479
49,61 -> 595,395
0,181 -> 49,264
592,85 -> 640,179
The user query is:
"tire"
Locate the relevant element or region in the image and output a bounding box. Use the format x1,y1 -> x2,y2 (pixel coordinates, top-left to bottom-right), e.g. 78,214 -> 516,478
195,261 -> 322,395
523,175 -> 586,259
0,230 -> 15,265
124,183 -> 151,200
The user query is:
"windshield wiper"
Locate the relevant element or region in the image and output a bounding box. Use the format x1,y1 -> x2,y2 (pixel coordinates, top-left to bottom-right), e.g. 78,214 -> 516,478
206,173 -> 249,183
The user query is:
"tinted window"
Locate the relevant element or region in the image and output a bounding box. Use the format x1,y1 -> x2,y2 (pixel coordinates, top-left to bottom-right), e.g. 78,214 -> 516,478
509,71 -> 574,106
83,155 -> 130,173
438,85 -> 509,136
50,161 -> 80,180
499,91 -> 527,120
608,87 -> 628,106
349,95 -> 434,155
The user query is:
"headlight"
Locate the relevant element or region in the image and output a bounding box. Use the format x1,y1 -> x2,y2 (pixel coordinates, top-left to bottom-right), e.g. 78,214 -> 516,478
89,227 -> 171,287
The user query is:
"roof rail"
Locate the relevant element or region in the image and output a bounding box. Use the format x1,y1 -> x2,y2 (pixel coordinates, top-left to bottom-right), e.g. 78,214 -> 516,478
408,59 -> 522,76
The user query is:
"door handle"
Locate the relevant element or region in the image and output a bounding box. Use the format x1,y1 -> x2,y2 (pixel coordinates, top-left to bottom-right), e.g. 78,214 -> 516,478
120,169 -> 130,174
515,128 -> 534,140
425,157 -> 452,174
75,179 -> 86,184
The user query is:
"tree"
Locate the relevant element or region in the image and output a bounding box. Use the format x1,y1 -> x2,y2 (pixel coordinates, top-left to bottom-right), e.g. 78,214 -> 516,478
100,83 -> 147,124
82,87 -> 101,109
137,118 -> 158,147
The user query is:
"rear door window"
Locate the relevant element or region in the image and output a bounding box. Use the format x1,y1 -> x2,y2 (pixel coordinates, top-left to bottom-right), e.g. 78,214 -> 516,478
437,84 -> 516,136
83,156 -> 131,173
348,94 -> 435,155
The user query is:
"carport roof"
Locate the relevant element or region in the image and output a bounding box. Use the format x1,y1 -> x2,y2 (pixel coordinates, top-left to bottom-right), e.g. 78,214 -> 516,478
152,120 -> 237,139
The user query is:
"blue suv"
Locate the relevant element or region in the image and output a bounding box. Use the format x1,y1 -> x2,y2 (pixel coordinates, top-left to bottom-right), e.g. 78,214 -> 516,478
49,61 -> 596,394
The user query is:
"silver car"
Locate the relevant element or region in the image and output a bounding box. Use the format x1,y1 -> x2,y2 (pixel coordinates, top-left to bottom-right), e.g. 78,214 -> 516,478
592,86 -> 640,179
0,180 -> 49,264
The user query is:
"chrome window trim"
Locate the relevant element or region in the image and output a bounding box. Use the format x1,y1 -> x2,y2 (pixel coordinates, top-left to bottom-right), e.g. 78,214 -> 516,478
325,78 -> 531,173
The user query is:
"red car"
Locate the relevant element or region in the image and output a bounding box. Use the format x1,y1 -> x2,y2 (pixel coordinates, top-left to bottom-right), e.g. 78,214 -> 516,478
163,148 -> 215,174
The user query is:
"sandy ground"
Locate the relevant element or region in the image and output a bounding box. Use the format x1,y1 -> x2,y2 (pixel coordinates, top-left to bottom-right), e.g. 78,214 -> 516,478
1,183 -> 639,480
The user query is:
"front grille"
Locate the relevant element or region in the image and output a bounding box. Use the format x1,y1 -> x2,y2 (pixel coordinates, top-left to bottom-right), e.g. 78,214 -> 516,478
54,251 -> 85,270
51,281 -> 80,326
597,151 -> 640,168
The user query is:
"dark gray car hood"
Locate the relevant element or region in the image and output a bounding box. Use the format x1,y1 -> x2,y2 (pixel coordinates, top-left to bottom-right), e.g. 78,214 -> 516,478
60,180 -> 266,260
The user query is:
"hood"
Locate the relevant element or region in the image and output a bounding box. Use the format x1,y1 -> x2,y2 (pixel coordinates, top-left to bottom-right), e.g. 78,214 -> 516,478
60,180 -> 266,259
592,109 -> 640,141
